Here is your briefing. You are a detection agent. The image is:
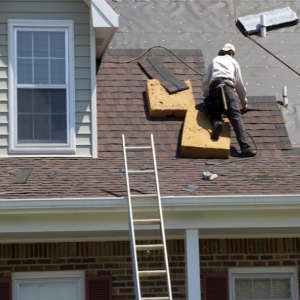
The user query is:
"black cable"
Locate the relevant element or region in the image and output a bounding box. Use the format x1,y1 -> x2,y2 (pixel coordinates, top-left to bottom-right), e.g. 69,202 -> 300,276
110,45 -> 205,76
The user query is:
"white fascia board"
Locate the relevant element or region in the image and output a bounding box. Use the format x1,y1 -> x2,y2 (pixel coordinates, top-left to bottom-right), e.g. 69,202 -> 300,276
85,0 -> 118,28
0,194 -> 300,215
163,194 -> 300,211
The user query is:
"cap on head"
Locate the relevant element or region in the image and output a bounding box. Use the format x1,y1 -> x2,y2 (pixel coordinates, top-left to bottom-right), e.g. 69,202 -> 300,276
222,43 -> 236,54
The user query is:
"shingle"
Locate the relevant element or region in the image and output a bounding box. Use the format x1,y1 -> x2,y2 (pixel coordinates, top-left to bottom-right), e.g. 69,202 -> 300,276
0,49 -> 297,200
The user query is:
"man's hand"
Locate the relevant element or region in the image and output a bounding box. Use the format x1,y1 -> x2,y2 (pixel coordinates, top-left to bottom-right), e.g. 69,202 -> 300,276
241,104 -> 248,114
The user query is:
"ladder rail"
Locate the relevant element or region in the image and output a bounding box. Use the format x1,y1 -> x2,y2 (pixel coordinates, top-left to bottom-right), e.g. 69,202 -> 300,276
123,133 -> 173,300
122,134 -> 142,299
150,134 -> 173,300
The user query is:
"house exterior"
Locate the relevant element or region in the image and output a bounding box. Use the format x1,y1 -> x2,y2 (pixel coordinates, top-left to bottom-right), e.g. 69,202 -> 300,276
1,0 -> 117,158
0,1 -> 300,300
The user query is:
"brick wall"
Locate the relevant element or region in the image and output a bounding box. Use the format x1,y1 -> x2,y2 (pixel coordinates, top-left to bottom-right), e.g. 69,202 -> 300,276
0,240 -> 185,300
0,238 -> 300,299
199,238 -> 300,300
200,238 -> 300,270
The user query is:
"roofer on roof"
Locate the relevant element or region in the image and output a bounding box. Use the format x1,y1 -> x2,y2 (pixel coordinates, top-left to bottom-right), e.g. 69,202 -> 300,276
202,43 -> 256,157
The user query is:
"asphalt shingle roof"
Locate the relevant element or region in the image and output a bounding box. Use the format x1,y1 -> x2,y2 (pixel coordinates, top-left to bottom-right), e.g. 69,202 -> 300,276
0,49 -> 299,200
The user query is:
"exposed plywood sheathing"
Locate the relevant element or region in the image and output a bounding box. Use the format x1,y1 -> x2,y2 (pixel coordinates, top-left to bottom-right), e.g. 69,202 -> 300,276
180,109 -> 231,159
146,79 -> 194,118
146,79 -> 231,158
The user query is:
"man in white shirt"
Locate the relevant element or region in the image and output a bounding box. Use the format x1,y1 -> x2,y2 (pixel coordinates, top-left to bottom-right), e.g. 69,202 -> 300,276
202,43 -> 256,157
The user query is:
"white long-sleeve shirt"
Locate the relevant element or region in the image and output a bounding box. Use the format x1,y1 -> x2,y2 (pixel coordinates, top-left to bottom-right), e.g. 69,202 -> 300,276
202,54 -> 248,107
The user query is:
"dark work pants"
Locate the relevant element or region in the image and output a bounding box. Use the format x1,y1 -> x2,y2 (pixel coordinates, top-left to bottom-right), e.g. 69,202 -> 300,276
205,79 -> 250,151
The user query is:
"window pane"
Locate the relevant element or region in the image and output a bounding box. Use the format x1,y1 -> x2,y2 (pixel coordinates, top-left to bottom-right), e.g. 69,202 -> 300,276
272,279 -> 291,299
18,89 -> 33,113
18,58 -> 33,84
50,89 -> 66,113
34,58 -> 49,84
18,115 -> 33,141
17,88 -> 67,143
33,89 -> 50,113
18,279 -> 79,300
51,59 -> 65,84
34,115 -> 50,140
33,32 -> 49,57
235,279 -> 252,300
52,114 -> 67,142
253,279 -> 271,299
50,32 -> 65,58
17,31 -> 32,57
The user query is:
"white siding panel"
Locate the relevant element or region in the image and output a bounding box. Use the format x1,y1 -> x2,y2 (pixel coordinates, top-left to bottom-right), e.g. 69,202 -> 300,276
75,46 -> 90,57
0,124 -> 8,135
0,0 -> 92,157
76,112 -> 91,123
75,57 -> 90,68
76,124 -> 91,135
75,68 -> 90,79
0,57 -> 7,68
76,101 -> 90,112
0,35 -> 7,46
0,47 -> 7,57
0,24 -> 7,34
0,92 -> 8,101
0,136 -> 8,146
0,2 -> 88,13
0,79 -> 7,89
76,145 -> 91,156
0,13 -> 89,23
0,102 -> 8,112
75,35 -> 89,46
76,134 -> 91,146
0,68 -> 8,78
74,23 -> 89,35
76,79 -> 90,90
0,112 -> 8,123
76,90 -> 90,101
0,147 -> 8,156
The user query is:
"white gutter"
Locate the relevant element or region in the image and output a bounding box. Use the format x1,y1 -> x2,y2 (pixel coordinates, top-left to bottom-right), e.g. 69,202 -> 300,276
0,194 -> 300,215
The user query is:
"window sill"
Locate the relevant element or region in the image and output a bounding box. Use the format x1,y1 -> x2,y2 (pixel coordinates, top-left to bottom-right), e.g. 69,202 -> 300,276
9,145 -> 76,155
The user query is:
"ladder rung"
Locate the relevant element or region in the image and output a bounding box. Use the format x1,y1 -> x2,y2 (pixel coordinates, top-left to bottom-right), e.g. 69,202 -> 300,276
141,298 -> 170,300
134,219 -> 161,225
136,244 -> 163,251
139,270 -> 167,277
126,146 -> 152,150
128,169 -> 154,174
131,194 -> 157,199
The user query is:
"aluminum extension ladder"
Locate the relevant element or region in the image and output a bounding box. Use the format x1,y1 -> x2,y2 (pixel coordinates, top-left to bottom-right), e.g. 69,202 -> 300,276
122,133 -> 173,300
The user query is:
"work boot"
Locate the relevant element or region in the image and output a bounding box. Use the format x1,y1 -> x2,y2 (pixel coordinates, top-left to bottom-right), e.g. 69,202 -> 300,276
241,147 -> 257,157
211,121 -> 223,140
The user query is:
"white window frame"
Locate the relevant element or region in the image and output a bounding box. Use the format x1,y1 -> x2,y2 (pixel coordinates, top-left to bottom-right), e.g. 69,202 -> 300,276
229,267 -> 299,300
8,19 -> 75,154
12,271 -> 84,300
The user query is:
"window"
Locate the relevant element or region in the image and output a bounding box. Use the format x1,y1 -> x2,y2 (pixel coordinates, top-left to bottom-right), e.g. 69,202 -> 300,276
13,271 -> 84,300
8,20 -> 75,154
229,267 -> 299,300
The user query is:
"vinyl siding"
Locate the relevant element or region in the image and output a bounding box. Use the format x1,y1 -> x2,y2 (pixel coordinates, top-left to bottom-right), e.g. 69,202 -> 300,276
0,0 -> 92,157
